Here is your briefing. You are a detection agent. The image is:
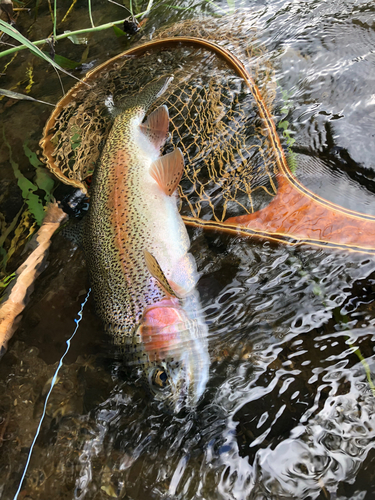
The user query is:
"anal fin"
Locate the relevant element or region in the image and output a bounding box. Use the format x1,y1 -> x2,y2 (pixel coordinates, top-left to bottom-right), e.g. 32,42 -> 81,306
144,250 -> 181,299
140,105 -> 170,151
150,148 -> 184,196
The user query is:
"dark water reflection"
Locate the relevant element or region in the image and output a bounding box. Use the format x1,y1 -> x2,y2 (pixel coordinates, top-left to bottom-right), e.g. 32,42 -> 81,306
3,238 -> 375,499
265,0 -> 375,213
1,0 -> 375,499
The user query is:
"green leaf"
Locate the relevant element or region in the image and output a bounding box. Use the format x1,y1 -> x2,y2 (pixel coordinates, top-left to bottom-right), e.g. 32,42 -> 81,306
42,51 -> 80,70
23,143 -> 54,203
34,169 -> 54,201
280,106 -> 289,115
312,283 -> 323,297
287,151 -> 298,174
278,120 -> 289,130
22,143 -> 42,169
112,25 -> 127,37
0,272 -> 15,289
3,132 -> 45,225
64,30 -> 89,45
11,164 -> 45,225
70,131 -> 81,150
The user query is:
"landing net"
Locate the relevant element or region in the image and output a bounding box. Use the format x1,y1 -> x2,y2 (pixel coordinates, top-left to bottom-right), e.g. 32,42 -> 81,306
41,16 -> 279,223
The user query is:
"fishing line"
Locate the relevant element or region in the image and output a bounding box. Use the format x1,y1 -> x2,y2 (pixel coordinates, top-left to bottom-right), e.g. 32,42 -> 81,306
13,288 -> 91,500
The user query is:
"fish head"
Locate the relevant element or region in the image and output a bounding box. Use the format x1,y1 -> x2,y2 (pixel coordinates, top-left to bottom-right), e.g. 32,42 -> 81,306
118,75 -> 174,115
136,297 -> 209,413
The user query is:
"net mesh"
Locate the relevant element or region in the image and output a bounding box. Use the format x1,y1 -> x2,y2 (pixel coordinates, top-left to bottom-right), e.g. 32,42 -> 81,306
42,15 -> 279,223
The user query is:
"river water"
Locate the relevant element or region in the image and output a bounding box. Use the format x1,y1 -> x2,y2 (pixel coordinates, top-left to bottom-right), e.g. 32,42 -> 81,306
1,0 -> 375,499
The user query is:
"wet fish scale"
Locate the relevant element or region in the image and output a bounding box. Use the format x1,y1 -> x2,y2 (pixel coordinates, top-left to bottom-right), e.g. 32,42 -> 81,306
84,108 -> 166,344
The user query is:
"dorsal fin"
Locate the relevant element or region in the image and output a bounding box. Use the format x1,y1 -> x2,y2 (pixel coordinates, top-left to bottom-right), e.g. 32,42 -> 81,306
139,105 -> 170,151
149,148 -> 184,196
144,250 -> 181,299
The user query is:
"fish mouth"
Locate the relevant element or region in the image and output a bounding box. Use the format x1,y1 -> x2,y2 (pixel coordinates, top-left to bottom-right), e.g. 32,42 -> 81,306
144,327 -> 209,413
136,299 -> 210,412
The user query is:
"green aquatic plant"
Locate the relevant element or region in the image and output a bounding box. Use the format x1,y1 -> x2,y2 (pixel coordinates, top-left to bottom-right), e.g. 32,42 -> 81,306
290,255 -> 375,396
0,272 -> 15,300
0,19 -> 82,81
42,51 -> 80,70
4,132 -> 45,226
0,10 -> 136,62
0,272 -> 15,288
69,126 -> 82,151
278,85 -> 298,173
333,307 -> 375,396
0,88 -> 54,105
0,0 -> 231,62
0,137 -> 55,275
0,208 -> 36,275
3,132 -> 55,225
23,143 -> 55,204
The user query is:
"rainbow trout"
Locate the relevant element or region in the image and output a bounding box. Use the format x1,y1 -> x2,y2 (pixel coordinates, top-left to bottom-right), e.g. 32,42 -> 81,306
83,76 -> 209,411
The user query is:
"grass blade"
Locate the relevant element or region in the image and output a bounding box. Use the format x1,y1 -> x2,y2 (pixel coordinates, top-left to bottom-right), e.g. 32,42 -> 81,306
226,0 -> 235,13
53,0 -> 57,37
143,0 -> 153,16
107,0 -> 132,14
88,0 -> 95,27
0,19 -> 83,82
43,50 -> 80,69
0,15 -> 147,59
0,88 -> 55,106
202,0 -> 227,14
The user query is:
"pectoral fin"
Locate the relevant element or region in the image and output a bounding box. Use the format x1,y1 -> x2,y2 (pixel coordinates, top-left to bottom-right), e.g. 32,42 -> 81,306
140,105 -> 170,151
144,250 -> 181,299
150,148 -> 184,196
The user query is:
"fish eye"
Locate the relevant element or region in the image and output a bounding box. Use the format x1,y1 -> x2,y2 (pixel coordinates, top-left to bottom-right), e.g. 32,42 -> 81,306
152,368 -> 168,388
